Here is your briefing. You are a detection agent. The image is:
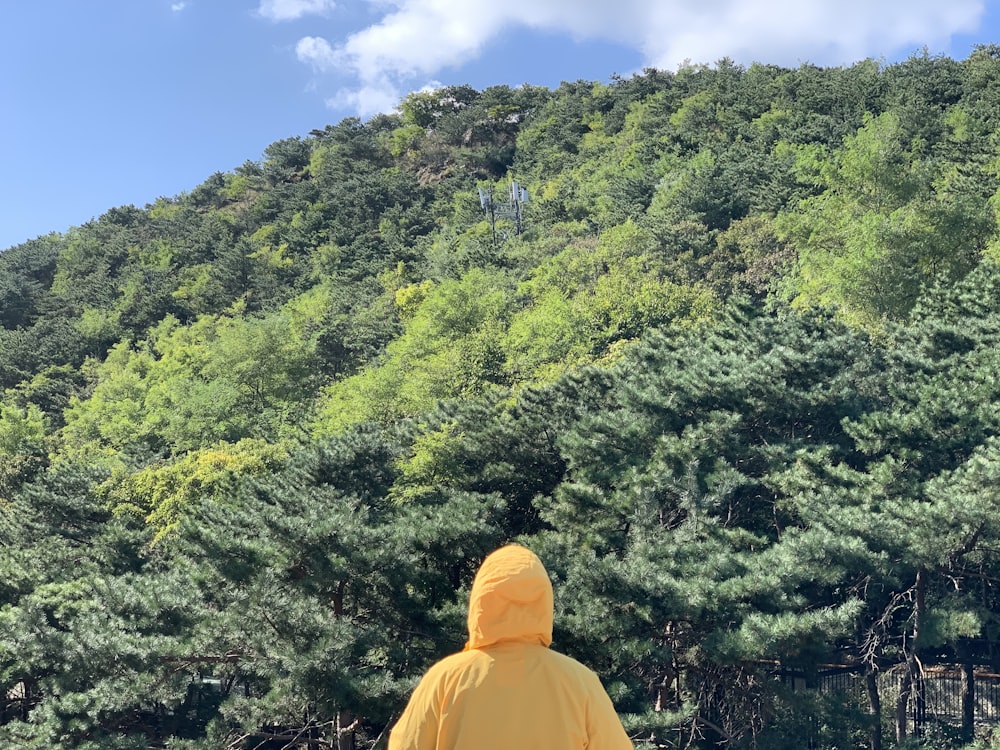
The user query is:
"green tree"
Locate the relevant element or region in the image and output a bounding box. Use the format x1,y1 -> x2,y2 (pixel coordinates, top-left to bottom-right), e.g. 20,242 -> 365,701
778,110 -> 992,326
314,268 -> 514,434
160,429 -> 508,748
528,304 -> 884,746
61,310 -> 321,460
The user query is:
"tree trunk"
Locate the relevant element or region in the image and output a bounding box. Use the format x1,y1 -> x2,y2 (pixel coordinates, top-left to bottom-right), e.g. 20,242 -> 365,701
895,667 -> 911,744
332,579 -> 346,618
654,664 -> 677,712
961,656 -> 975,743
914,664 -> 926,739
912,569 -> 926,739
329,582 -> 354,750
895,569 -> 926,743
337,708 -> 356,750
865,668 -> 882,750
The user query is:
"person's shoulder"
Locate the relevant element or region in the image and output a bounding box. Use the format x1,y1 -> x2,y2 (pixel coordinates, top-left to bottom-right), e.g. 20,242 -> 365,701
544,647 -> 595,671
423,649 -> 488,680
544,649 -> 605,686
409,649 -> 495,698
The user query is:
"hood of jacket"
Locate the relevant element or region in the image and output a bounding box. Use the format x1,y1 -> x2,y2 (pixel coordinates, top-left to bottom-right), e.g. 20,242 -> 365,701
465,544 -> 553,650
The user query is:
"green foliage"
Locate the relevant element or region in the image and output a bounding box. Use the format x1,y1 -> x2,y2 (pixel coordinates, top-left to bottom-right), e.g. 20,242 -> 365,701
0,402 -> 48,499
6,54 -> 1000,749
504,223 -> 718,382
314,268 -> 513,433
0,403 -> 46,459
102,438 -> 290,542
150,430 -> 509,748
61,309 -> 321,458
777,109 -> 994,326
0,235 -> 60,330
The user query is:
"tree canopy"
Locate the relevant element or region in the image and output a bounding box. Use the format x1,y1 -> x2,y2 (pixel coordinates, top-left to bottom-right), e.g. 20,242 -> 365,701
4,51 -> 1000,749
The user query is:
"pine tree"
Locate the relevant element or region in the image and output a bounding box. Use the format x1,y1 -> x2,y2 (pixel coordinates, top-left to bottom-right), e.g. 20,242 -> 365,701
527,305 -> 884,746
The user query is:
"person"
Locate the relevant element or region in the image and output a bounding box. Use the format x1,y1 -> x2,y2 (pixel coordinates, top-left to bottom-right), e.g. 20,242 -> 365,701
388,544 -> 634,750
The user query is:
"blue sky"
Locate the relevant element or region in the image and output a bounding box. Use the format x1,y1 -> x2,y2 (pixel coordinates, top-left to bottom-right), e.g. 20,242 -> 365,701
1,0 -> 998,251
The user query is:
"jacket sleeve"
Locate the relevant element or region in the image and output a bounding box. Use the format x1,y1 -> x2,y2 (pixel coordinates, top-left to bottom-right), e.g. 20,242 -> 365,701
586,676 -> 634,750
387,672 -> 441,750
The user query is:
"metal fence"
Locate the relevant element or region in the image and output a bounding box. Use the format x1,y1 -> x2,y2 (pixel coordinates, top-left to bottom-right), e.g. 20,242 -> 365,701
779,664 -> 1000,732
889,668 -> 1000,725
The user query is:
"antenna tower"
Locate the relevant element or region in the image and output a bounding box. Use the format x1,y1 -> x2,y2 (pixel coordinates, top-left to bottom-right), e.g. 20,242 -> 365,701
478,181 -> 529,247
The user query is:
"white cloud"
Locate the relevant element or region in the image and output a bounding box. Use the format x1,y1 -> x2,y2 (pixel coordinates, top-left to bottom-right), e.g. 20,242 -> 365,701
303,0 -> 985,114
296,36 -> 339,71
328,82 -> 403,118
171,2 -> 188,11
259,0 -> 335,22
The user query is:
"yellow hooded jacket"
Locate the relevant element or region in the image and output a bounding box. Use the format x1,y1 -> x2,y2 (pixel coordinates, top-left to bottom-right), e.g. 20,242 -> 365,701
388,545 -> 634,750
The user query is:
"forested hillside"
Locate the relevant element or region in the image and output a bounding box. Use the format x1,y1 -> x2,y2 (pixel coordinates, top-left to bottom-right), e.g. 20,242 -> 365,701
4,48 -> 1000,749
